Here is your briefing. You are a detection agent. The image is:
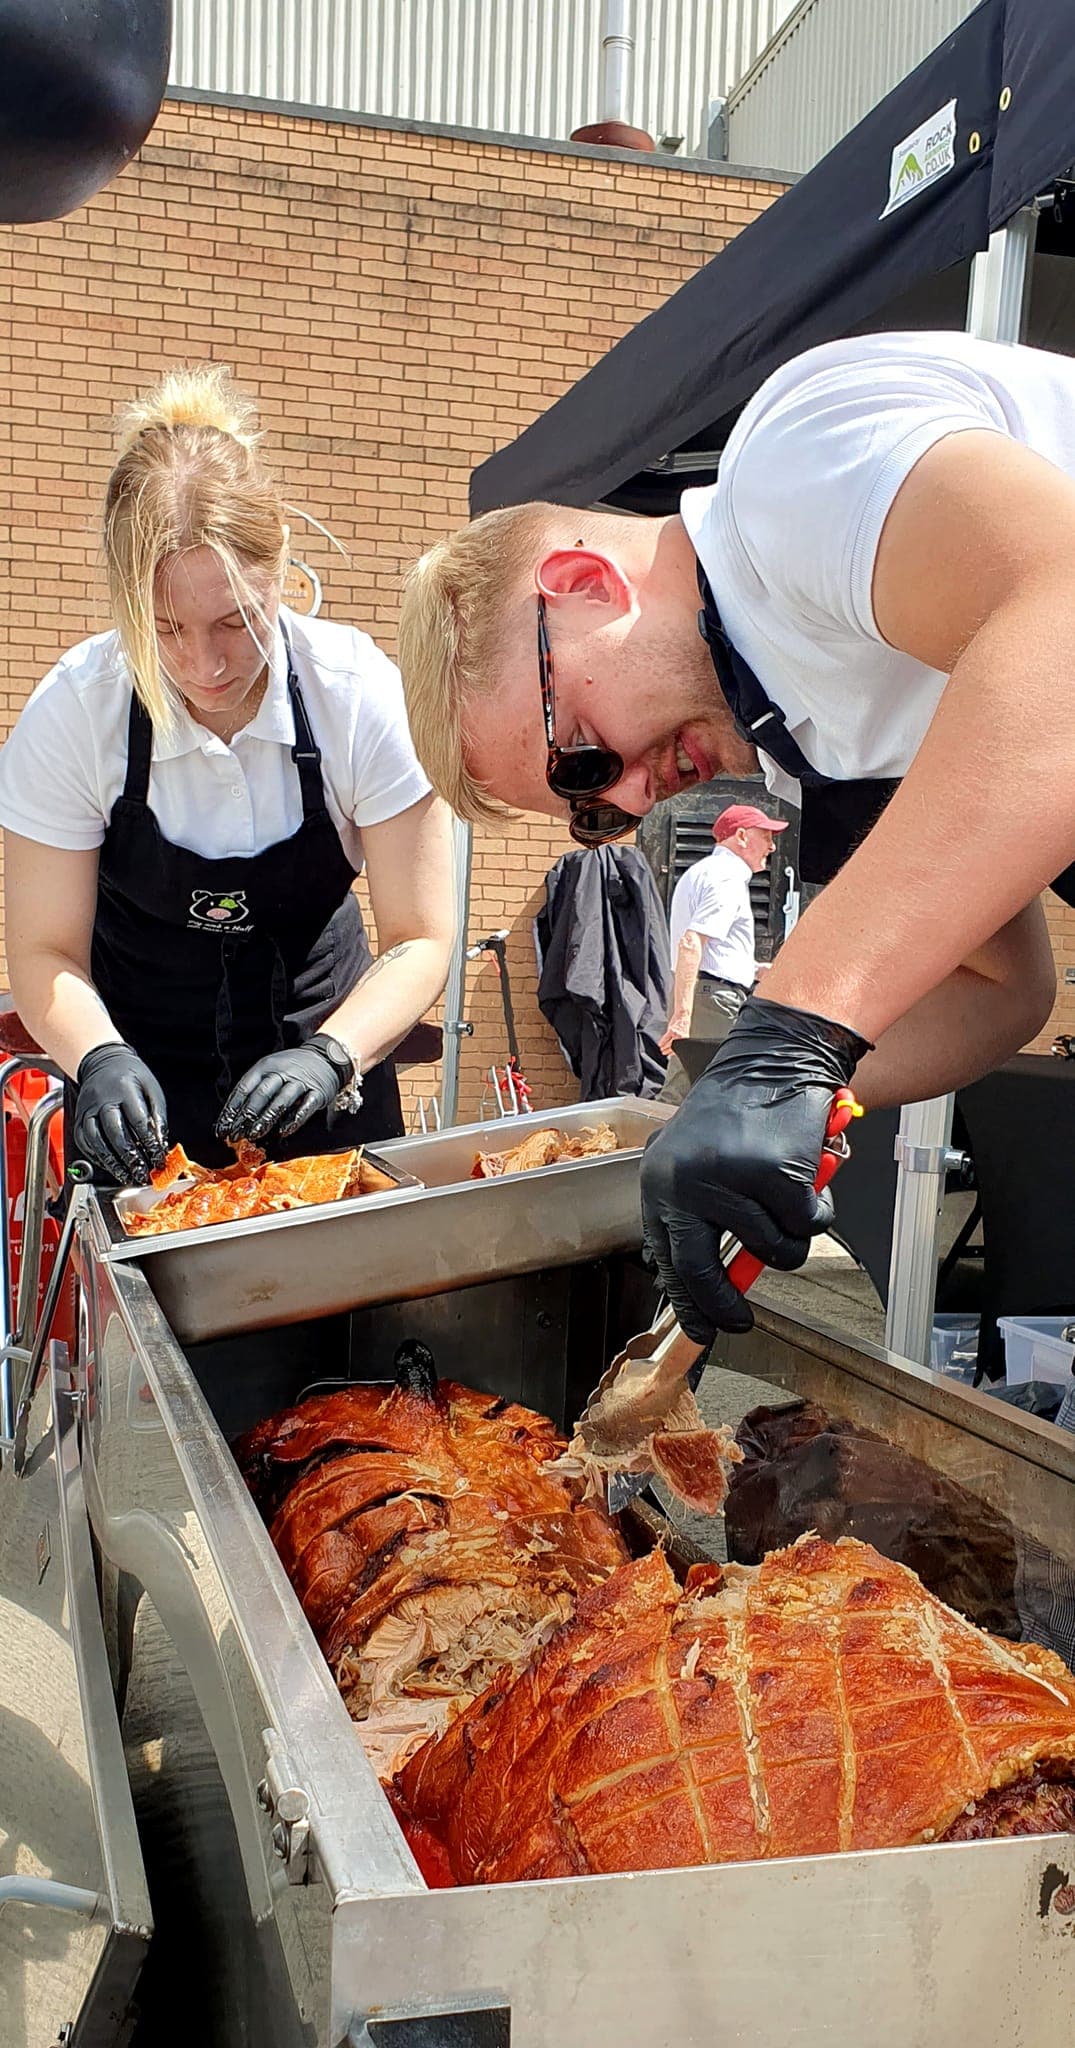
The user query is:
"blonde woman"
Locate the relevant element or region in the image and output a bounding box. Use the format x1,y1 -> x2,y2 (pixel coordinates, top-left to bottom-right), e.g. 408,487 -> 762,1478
0,368 -> 453,1182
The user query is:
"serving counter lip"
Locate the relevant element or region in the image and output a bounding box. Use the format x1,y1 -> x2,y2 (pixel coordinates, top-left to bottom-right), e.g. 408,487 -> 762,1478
742,1295 -> 1075,1484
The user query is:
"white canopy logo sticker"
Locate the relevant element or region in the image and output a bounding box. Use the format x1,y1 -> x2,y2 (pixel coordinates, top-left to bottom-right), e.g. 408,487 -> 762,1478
881,99 -> 957,218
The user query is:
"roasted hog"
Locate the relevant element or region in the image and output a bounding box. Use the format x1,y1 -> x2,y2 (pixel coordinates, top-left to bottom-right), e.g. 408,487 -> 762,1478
395,1535 -> 1075,1884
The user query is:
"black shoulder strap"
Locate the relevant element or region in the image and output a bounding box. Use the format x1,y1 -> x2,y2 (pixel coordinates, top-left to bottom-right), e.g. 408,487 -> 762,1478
281,622 -> 327,819
696,565 -> 831,791
695,565 -> 902,886
121,690 -> 154,803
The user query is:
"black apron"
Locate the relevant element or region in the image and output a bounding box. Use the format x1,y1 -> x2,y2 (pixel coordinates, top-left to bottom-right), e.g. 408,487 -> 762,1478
74,629 -> 402,1169
697,566 -> 1075,904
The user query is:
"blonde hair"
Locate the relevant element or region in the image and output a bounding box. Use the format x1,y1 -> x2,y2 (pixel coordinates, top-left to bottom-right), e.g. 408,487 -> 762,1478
399,502 -> 602,825
103,365 -> 289,728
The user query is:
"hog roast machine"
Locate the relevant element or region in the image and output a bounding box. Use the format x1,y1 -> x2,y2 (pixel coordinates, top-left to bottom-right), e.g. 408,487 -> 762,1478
2,1089 -> 1074,2048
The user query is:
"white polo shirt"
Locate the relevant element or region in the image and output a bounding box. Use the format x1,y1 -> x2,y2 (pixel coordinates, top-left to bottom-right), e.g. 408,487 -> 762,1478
668,843 -> 756,989
0,606 -> 430,865
680,331 -> 1075,803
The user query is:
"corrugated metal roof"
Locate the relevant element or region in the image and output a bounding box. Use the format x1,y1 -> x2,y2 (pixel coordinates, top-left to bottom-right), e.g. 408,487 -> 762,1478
726,0 -> 980,173
169,0 -> 797,153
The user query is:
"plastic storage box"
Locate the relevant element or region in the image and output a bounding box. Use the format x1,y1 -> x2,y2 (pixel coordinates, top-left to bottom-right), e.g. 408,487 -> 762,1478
930,1314 -> 979,1381
997,1314 -> 1075,1388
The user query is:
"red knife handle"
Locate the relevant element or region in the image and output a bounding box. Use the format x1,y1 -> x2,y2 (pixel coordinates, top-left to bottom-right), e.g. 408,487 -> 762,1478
725,1088 -> 861,1297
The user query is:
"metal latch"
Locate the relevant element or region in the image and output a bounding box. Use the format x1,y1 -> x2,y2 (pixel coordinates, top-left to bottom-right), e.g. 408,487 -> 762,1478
893,1137 -> 968,1178
348,1994 -> 510,2046
258,1729 -> 314,1886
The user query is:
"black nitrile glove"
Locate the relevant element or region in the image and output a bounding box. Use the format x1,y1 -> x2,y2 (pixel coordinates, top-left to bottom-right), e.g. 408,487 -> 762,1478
640,995 -> 871,1345
72,1042 -> 169,1186
215,1033 -> 357,1145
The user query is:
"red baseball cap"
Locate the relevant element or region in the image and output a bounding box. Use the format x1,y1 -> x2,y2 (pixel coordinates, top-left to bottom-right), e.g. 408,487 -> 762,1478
713,803 -> 789,842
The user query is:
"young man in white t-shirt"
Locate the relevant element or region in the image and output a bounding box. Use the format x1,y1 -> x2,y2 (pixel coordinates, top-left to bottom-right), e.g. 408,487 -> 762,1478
659,804 -> 787,1105
399,330 -> 1075,1342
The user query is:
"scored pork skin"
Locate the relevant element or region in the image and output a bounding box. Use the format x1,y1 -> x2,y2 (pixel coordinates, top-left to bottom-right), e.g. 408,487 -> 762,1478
396,1535 -> 1075,1884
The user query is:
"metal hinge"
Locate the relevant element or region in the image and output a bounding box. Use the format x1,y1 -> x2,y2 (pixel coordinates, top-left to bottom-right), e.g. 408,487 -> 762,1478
259,1729 -> 314,1886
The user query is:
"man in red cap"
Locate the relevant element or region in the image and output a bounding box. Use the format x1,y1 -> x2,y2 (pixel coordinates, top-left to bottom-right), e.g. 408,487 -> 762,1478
659,805 -> 788,1104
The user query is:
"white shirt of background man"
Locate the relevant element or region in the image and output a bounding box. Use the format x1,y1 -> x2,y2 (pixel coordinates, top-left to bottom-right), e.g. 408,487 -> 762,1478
668,842 -> 757,990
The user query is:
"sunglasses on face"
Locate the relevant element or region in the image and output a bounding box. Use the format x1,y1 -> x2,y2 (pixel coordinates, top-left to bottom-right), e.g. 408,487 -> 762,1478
537,592 -> 640,848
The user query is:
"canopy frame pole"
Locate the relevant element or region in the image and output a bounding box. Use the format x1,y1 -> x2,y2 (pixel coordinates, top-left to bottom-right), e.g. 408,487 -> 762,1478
439,818 -> 474,1127
884,209 -> 1037,1365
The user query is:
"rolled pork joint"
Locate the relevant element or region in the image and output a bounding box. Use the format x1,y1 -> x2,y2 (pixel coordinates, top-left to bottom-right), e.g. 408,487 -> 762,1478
395,1536 -> 1075,1885
234,1348 -> 629,1779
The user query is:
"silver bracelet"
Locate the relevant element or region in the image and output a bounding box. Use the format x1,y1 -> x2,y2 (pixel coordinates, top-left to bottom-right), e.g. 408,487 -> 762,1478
332,1042 -> 363,1117
334,1072 -> 364,1116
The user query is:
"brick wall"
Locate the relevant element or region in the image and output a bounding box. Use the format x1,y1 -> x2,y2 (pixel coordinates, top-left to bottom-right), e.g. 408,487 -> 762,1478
0,96 -> 781,1125
1040,897 -> 1075,1051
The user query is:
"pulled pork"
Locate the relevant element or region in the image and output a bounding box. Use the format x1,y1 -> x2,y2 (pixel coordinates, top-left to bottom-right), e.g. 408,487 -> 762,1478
234,1351 -> 628,1778
471,1123 -> 618,1179
395,1535 -> 1075,1885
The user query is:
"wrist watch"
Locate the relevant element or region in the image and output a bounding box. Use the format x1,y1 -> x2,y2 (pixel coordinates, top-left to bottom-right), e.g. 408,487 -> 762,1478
311,1032 -> 364,1118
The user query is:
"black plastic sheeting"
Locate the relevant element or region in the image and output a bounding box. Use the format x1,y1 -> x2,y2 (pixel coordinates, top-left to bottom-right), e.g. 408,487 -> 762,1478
471,0 -> 1075,517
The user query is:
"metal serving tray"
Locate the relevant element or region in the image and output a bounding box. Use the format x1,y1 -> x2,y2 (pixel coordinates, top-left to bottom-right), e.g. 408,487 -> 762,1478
98,1098 -> 673,1346
372,1097 -> 672,1187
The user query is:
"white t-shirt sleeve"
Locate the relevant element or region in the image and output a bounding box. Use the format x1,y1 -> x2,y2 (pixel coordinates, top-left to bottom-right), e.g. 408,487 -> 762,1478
0,670 -> 109,850
347,635 -> 432,828
722,352 -> 1010,644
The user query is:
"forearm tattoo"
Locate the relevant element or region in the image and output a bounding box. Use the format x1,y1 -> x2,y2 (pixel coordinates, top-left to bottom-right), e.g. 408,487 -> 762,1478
358,940 -> 416,986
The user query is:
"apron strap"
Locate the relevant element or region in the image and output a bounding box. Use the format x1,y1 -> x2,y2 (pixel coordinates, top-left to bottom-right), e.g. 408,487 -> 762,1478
695,566 -> 904,886
122,626 -> 327,821
121,691 -> 154,804
696,565 -> 833,791
281,622 -> 327,821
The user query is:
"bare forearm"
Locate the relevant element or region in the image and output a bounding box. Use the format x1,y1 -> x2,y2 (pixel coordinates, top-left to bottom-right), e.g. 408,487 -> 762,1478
763,580 -> 1075,1039
672,932 -> 702,1020
321,936 -> 451,1070
854,919 -> 1055,1108
9,950 -> 122,1079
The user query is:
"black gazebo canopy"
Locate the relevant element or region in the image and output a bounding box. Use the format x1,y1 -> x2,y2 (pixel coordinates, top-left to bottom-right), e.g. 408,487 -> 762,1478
471,0 -> 1075,517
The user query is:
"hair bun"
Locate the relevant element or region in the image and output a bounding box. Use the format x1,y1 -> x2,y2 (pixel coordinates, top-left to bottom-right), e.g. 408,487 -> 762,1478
115,364 -> 260,459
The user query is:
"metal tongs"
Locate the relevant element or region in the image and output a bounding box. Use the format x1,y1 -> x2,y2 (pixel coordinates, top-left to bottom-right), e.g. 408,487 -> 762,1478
577,1088 -> 862,1512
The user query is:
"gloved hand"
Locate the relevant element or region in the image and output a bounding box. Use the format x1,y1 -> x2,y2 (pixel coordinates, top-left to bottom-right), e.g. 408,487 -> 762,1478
216,1033 -> 358,1145
72,1042 -> 169,1186
640,995 -> 871,1344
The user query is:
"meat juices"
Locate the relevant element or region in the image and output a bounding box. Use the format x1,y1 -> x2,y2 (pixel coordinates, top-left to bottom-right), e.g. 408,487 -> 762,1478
395,1536 -> 1075,1884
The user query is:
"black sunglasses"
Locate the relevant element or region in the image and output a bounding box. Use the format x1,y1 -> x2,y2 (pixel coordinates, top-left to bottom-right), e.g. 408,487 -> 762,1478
537,592 -> 640,848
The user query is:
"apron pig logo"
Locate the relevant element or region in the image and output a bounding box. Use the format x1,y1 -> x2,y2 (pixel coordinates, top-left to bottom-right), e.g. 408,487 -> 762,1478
188,889 -> 252,931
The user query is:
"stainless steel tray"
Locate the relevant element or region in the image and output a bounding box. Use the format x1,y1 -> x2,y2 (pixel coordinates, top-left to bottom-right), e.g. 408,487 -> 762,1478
98,1098 -> 673,1346
373,1097 -> 672,1186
